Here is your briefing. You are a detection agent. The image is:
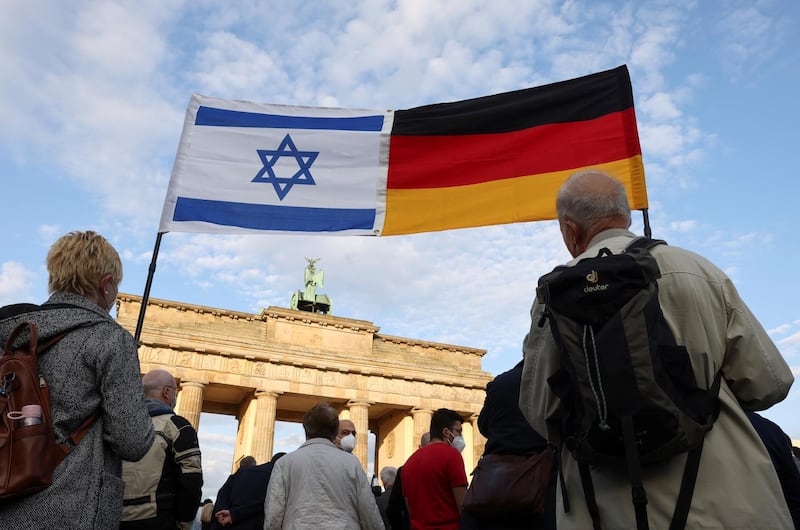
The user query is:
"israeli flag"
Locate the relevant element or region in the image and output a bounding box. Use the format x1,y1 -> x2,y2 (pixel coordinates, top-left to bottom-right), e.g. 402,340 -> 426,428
159,94 -> 393,235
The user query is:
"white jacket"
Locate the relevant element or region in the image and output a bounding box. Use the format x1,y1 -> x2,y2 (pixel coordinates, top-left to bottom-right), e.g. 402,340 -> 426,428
264,438 -> 384,530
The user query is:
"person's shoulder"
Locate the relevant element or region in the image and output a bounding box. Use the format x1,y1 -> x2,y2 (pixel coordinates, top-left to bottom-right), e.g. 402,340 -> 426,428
419,442 -> 461,461
493,360 -> 524,385
649,241 -> 727,279
253,461 -> 274,472
170,414 -> 194,429
403,446 -> 424,468
170,414 -> 197,430
748,411 -> 787,440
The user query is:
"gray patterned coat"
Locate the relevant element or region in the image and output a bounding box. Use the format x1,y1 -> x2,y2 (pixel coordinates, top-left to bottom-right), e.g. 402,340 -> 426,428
0,292 -> 155,529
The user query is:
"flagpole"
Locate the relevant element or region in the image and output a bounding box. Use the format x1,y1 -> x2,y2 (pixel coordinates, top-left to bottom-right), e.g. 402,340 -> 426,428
640,208 -> 652,238
134,232 -> 165,344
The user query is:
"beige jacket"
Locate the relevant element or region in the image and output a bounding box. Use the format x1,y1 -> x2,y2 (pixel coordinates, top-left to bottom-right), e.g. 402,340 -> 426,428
520,229 -> 794,530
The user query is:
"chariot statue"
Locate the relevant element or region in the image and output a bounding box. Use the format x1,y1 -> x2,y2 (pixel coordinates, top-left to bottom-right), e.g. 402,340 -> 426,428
290,257 -> 332,314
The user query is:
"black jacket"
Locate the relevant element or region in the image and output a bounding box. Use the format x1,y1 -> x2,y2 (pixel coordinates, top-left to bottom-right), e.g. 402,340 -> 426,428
748,412 -> 800,529
210,461 -> 277,530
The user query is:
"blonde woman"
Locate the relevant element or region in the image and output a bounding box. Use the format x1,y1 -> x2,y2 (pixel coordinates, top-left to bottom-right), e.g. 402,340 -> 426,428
0,230 -> 154,529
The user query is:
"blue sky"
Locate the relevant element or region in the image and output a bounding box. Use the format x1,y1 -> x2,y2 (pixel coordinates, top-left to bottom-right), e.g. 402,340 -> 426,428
2,0 -> 798,500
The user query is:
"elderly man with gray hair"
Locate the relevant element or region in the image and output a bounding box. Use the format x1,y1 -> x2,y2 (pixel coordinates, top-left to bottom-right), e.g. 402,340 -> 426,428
375,466 -> 397,529
519,170 -> 794,529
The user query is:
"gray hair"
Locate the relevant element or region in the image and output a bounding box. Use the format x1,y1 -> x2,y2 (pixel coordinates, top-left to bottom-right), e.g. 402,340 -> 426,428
379,466 -> 397,485
556,170 -> 631,228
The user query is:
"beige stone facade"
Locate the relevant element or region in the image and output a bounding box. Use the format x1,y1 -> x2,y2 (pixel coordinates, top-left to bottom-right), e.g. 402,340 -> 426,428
116,294 -> 492,476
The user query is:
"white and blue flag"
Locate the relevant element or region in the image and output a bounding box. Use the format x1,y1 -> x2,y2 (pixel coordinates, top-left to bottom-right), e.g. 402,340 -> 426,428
159,94 -> 393,235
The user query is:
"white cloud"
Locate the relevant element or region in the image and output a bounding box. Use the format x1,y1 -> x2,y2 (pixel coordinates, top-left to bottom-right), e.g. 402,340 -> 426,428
192,32 -> 289,100
640,92 -> 683,121
716,3 -> 782,81
0,262 -> 37,305
668,220 -> 697,233
769,323 -> 791,335
778,332 -> 800,358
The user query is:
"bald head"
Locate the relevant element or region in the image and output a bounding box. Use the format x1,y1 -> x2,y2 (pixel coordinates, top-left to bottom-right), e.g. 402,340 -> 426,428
142,369 -> 177,408
556,170 -> 632,257
420,432 -> 431,447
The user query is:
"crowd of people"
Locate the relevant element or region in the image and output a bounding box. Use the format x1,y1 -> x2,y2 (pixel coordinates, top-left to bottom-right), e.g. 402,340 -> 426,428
1,168 -> 798,529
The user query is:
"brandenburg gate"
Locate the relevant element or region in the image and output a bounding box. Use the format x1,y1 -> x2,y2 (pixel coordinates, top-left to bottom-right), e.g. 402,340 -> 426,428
116,293 -> 492,474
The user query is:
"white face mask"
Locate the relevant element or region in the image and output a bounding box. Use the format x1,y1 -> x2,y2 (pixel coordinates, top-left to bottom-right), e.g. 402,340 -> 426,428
450,435 -> 466,453
340,433 -> 356,452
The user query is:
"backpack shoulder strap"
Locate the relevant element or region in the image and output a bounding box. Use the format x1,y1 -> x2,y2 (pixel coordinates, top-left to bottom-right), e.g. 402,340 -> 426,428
0,303 -> 41,321
1,302 -> 87,319
624,237 -> 667,253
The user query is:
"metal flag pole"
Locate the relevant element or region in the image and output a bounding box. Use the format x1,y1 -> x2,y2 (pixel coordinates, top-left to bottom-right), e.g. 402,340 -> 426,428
640,208 -> 652,238
134,232 -> 165,344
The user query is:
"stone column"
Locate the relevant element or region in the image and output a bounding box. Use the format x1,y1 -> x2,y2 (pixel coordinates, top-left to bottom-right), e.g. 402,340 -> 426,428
348,400 -> 371,472
175,381 -> 204,430
471,413 -> 485,460
252,391 -> 280,463
412,408 -> 433,447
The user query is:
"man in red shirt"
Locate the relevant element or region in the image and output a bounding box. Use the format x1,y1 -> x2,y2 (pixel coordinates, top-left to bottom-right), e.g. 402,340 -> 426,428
402,408 -> 468,529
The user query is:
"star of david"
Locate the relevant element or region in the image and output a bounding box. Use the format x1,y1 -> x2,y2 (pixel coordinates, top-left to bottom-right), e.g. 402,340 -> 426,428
252,134 -> 319,200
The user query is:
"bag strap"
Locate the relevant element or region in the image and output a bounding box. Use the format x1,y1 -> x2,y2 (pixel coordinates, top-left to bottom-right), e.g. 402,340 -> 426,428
621,414 -> 650,530
624,237 -> 667,253
578,461 -> 602,530
668,442 -> 703,530
0,302 -> 87,322
54,410 -> 100,465
557,447 -> 571,514
668,371 -> 721,529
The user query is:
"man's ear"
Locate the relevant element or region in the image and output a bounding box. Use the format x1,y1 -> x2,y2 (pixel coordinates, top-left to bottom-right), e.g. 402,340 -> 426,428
562,219 -> 581,257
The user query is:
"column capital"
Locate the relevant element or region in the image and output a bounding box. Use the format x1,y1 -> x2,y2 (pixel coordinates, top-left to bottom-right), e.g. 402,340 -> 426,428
411,407 -> 433,415
347,399 -> 373,408
255,390 -> 282,399
174,380 -> 204,431
470,413 -> 480,422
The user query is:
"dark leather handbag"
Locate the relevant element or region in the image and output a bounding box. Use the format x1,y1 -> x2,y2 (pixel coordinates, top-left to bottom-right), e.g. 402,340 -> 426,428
462,448 -> 554,516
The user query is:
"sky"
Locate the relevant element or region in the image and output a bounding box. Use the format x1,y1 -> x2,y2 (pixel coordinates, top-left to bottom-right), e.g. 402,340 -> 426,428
1,0 -> 799,501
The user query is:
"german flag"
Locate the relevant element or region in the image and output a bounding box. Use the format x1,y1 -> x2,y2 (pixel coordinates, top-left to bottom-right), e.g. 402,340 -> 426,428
382,65 -> 646,236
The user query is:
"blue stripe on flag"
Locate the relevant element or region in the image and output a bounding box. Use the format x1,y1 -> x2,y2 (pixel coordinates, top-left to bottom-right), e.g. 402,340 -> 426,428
195,106 -> 385,131
173,197 -> 376,232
